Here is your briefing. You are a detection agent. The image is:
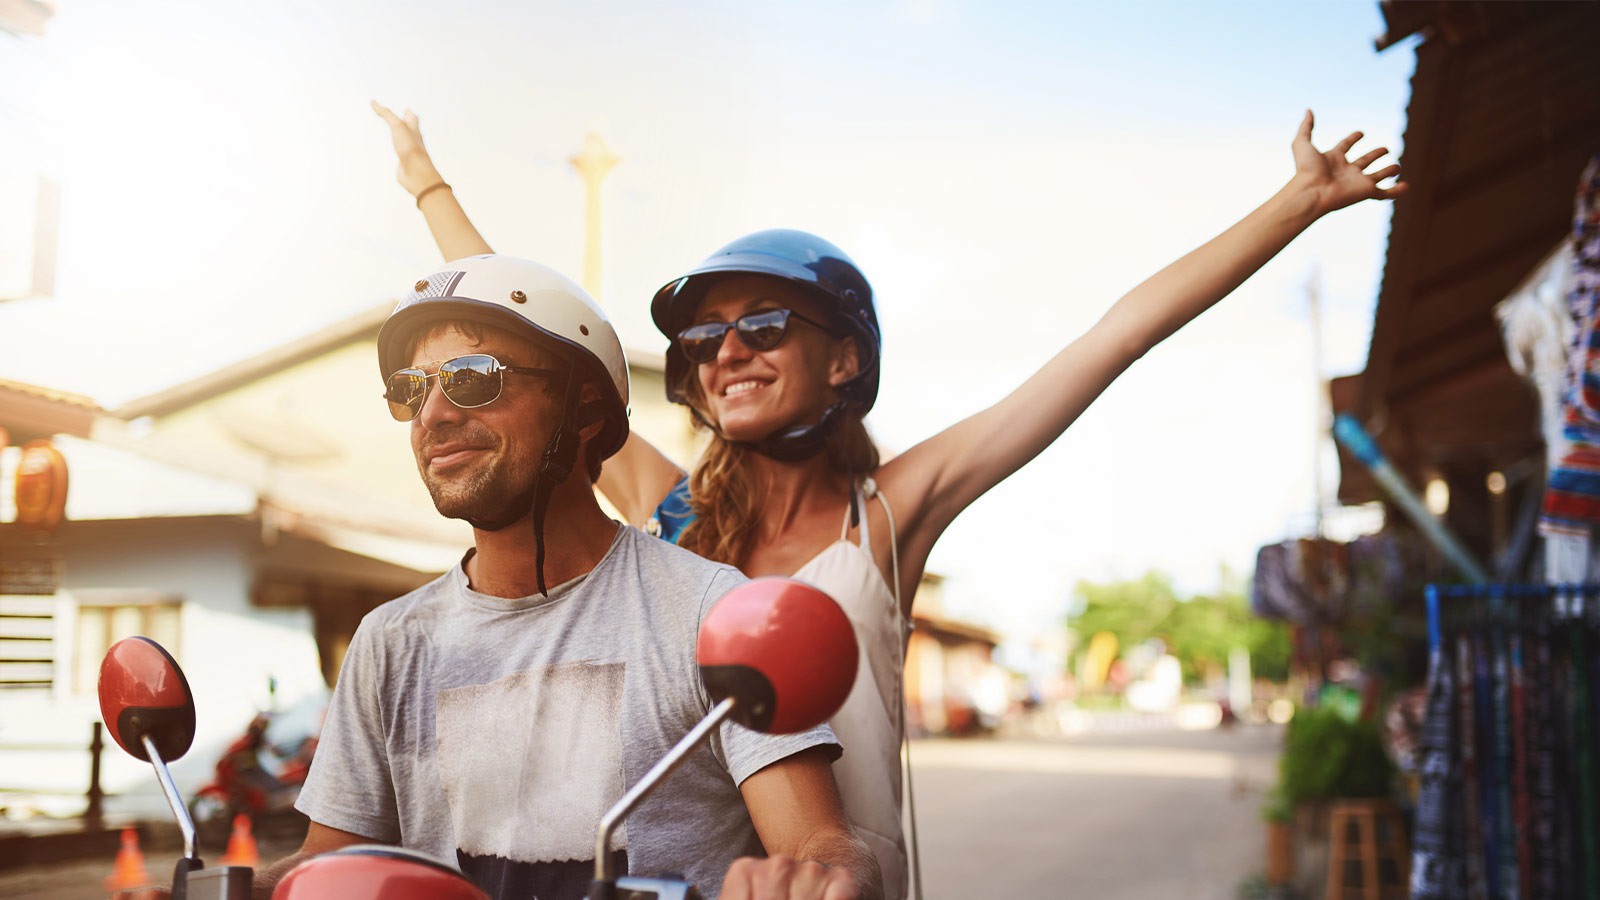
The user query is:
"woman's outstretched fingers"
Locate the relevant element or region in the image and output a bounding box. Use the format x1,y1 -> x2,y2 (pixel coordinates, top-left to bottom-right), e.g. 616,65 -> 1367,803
1372,165 -> 1408,198
1330,130 -> 1364,158
370,99 -> 401,127
1353,147 -> 1388,170
371,99 -> 444,196
372,100 -> 423,149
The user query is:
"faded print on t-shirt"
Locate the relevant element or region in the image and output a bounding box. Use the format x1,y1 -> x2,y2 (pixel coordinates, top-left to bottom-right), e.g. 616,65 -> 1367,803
436,661 -> 628,899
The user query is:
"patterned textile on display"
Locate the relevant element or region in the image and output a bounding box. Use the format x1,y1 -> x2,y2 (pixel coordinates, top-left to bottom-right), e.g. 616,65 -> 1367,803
1540,157 -> 1600,539
1496,243 -> 1576,468
1250,534 -> 1407,625
1419,585 -> 1600,899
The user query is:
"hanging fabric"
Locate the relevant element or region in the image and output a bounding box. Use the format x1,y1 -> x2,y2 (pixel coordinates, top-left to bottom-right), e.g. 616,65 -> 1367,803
1420,583 -> 1600,900
1540,158 -> 1600,547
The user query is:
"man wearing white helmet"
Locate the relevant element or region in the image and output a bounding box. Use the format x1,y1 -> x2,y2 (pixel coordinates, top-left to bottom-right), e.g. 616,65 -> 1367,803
268,255 -> 881,900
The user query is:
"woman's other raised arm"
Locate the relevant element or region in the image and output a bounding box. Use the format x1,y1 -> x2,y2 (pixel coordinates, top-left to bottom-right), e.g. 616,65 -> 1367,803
598,433 -> 688,526
371,100 -> 494,260
885,111 -> 1408,565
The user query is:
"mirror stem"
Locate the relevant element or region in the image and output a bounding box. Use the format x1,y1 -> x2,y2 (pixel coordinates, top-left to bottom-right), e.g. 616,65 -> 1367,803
142,734 -> 199,860
592,697 -> 735,887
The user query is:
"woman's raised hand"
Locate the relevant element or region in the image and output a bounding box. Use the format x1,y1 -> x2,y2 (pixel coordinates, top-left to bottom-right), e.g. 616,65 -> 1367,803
1290,109 -> 1409,218
371,100 -> 446,198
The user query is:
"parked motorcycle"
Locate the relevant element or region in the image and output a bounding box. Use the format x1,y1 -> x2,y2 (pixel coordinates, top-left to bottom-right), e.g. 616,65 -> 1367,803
187,708 -> 317,848
98,576 -> 858,900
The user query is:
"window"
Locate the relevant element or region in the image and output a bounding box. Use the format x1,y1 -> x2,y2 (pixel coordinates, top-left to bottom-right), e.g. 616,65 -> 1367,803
72,592 -> 181,695
0,594 -> 56,691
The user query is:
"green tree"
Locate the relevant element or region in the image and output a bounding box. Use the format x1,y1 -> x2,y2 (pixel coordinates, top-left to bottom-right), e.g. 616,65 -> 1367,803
1070,571 -> 1180,650
1162,591 -> 1239,682
1245,611 -> 1291,681
1068,570 -> 1290,684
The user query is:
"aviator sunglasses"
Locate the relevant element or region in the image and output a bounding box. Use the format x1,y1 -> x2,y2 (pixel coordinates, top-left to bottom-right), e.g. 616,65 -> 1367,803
384,354 -> 560,421
676,308 -> 835,365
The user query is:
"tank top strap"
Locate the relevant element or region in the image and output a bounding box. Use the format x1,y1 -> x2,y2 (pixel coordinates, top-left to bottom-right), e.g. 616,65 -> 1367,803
856,477 -> 902,617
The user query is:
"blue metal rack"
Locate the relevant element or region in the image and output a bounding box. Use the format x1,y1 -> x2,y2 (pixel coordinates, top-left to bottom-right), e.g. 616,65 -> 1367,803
1425,582 -> 1600,653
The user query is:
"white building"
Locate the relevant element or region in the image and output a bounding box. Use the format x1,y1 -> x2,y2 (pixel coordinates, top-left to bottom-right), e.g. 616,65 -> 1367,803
0,307 -> 697,818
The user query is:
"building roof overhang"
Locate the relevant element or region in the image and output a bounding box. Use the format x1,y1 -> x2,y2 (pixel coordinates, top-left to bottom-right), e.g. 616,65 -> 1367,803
1339,0 -> 1600,502
0,378 -> 99,442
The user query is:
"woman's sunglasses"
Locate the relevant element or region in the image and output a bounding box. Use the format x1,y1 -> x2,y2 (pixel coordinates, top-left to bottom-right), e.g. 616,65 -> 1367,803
676,308 -> 835,365
384,354 -> 559,421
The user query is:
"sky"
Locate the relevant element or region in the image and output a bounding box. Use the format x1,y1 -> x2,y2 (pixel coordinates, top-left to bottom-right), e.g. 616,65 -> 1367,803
0,0 -> 1420,638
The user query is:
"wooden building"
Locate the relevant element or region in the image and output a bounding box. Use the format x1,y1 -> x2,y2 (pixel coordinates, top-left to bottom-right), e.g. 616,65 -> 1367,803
1337,0 -> 1600,569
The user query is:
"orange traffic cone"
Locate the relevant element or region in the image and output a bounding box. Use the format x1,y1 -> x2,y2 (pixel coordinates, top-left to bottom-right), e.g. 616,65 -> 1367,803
103,827 -> 152,891
219,813 -> 259,867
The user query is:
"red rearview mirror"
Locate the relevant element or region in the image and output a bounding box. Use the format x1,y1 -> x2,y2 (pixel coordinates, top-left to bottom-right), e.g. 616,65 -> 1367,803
696,577 -> 859,734
97,636 -> 196,763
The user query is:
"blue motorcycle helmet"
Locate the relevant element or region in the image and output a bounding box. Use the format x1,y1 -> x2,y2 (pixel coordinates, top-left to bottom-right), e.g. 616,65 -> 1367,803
651,229 -> 881,461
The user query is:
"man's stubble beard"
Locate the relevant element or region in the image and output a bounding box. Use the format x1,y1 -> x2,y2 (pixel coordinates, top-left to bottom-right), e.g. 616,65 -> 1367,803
419,441 -> 536,525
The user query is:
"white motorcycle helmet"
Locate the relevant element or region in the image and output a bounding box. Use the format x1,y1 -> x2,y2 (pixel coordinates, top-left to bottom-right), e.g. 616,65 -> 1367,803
376,254 -> 630,594
377,254 -> 629,459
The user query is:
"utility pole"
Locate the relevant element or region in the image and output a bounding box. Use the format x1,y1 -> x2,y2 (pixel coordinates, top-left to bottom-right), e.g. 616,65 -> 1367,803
568,133 -> 620,302
1308,265 -> 1327,539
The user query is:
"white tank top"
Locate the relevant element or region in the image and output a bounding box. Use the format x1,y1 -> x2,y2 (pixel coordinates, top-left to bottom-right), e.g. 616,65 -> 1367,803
792,478 -> 910,900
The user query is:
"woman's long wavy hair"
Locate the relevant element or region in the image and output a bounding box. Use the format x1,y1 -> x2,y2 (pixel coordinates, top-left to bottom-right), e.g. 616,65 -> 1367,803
675,367 -> 879,569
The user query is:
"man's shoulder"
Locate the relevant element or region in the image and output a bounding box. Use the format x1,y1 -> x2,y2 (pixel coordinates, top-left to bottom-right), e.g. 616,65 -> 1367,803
615,524 -> 744,584
600,526 -> 746,622
357,568 -> 458,634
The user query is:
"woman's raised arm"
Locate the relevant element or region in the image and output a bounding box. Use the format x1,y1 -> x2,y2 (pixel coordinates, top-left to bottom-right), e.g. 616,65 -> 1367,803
884,111 -> 1408,561
371,100 -> 495,260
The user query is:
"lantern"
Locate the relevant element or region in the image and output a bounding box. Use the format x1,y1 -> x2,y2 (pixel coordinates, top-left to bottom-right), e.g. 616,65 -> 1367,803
15,440 -> 68,533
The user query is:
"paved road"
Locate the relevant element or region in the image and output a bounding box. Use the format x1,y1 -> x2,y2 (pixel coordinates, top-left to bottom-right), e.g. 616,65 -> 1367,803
910,723 -> 1281,900
1,813 -> 305,900
0,723 -> 1281,899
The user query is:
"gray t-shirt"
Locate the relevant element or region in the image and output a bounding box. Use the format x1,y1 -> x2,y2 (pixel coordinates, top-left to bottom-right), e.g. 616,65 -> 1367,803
297,525 -> 839,900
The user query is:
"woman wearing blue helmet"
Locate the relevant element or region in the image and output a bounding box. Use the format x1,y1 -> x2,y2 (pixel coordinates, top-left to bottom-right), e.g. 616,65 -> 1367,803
374,100 -> 1405,900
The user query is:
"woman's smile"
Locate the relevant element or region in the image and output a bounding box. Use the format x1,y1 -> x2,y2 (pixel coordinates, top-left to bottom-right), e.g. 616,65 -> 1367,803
722,379 -> 769,397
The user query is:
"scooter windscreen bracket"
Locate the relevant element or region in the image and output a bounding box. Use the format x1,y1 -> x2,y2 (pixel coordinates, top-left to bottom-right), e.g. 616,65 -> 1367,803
591,578 -> 860,896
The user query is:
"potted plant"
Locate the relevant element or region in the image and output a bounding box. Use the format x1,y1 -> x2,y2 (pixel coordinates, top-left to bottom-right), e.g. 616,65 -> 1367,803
1262,786 -> 1295,889
1267,704 -> 1396,895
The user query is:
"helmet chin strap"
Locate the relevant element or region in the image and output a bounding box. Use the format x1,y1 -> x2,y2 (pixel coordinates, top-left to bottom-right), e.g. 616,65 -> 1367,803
830,423 -> 861,530
689,399 -> 862,528
751,400 -> 850,463
462,365 -> 585,597
686,399 -> 851,463
528,424 -> 578,597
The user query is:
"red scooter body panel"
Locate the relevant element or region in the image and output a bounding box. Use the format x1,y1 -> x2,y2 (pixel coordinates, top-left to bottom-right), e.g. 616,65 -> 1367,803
273,846 -> 490,900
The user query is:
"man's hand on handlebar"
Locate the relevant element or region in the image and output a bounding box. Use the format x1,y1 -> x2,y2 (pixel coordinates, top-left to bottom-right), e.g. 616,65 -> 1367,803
719,854 -> 862,900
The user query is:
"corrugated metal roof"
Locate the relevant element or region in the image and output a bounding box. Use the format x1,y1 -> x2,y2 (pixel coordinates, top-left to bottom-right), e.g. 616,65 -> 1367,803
0,377 -> 100,441
1345,0 -> 1600,503
0,378 -> 96,410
